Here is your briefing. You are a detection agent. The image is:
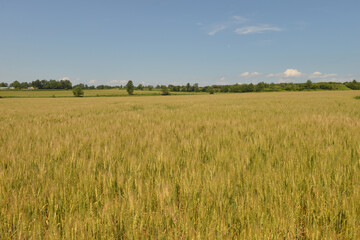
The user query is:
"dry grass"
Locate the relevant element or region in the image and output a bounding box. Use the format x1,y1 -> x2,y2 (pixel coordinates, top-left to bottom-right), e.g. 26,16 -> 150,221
0,91 -> 359,239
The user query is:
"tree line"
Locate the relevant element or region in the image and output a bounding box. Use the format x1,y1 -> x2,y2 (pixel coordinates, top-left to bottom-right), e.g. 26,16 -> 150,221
1,79 -> 360,93
0,79 -> 72,89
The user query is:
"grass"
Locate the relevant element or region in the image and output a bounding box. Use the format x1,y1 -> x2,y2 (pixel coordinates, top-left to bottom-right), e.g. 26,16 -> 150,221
0,89 -> 208,98
0,89 -> 159,98
0,91 -> 359,239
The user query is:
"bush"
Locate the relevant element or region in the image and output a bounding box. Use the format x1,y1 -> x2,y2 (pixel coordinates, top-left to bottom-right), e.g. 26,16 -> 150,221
161,85 -> 170,95
73,87 -> 84,97
207,87 -> 215,94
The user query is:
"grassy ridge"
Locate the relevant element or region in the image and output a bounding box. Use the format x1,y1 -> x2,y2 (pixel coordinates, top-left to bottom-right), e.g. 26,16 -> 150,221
0,91 -> 359,238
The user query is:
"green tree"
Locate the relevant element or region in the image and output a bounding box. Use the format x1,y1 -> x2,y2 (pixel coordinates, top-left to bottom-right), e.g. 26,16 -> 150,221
193,83 -> 200,92
255,82 -> 266,92
345,80 -> 360,90
137,84 -> 144,90
305,80 -> 313,89
21,82 -> 30,89
186,83 -> 191,92
73,86 -> 84,97
10,80 -> 21,89
126,80 -> 134,95
161,85 -> 170,95
31,79 -> 42,89
59,80 -> 72,89
0,82 -> 8,87
207,87 -> 215,94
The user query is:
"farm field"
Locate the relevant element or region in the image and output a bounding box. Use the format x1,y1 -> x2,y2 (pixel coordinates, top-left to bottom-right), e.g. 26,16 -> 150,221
0,91 -> 359,239
0,89 -> 208,98
0,89 -> 161,98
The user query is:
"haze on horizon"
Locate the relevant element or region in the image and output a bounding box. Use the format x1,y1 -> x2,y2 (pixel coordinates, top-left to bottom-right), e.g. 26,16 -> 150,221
0,0 -> 359,86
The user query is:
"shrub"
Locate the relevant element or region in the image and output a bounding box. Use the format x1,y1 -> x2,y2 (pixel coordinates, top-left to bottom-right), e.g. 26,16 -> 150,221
207,87 -> 215,94
161,85 -> 170,95
73,87 -> 84,97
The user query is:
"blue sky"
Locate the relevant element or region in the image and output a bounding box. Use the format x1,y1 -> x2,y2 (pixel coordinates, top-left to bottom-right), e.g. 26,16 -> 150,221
1,0 -> 359,86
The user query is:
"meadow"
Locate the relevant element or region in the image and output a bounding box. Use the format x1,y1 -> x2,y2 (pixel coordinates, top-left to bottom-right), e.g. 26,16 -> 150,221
0,91 -> 359,239
0,89 -> 159,98
0,89 -> 207,98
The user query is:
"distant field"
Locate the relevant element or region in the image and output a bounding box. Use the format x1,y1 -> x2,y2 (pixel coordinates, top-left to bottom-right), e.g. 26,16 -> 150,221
0,91 -> 359,239
0,89 -> 208,98
0,89 -> 159,98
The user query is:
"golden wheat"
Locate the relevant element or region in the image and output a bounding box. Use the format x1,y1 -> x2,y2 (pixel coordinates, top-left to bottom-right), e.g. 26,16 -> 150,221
0,91 -> 359,239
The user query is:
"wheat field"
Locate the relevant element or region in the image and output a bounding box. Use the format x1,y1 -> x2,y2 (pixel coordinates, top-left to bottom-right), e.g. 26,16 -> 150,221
0,91 -> 359,239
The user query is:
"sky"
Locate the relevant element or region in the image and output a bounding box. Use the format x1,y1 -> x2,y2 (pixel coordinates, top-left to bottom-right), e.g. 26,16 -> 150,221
1,0 -> 359,86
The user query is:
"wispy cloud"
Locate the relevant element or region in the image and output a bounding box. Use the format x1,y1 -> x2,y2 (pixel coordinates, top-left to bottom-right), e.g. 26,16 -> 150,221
205,16 -> 282,36
108,80 -> 128,85
108,80 -> 119,84
207,15 -> 248,36
232,16 -> 248,22
309,72 -> 338,79
266,73 -> 278,77
89,80 -> 96,84
208,25 -> 227,36
240,72 -> 261,77
238,69 -> 356,83
234,25 -> 282,35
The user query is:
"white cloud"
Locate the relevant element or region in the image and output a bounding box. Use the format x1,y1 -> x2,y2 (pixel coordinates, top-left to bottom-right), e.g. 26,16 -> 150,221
324,73 -> 338,78
240,72 -> 261,77
240,72 -> 250,77
263,70 -> 347,82
283,69 -> 302,77
232,16 -> 248,23
309,72 -> 338,79
235,25 -> 282,35
266,69 -> 301,78
89,80 -> 96,84
108,80 -> 128,85
207,15 -> 248,36
206,16 -> 282,37
60,77 -> 70,81
109,80 -> 119,84
220,76 -> 226,81
208,25 -> 227,36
